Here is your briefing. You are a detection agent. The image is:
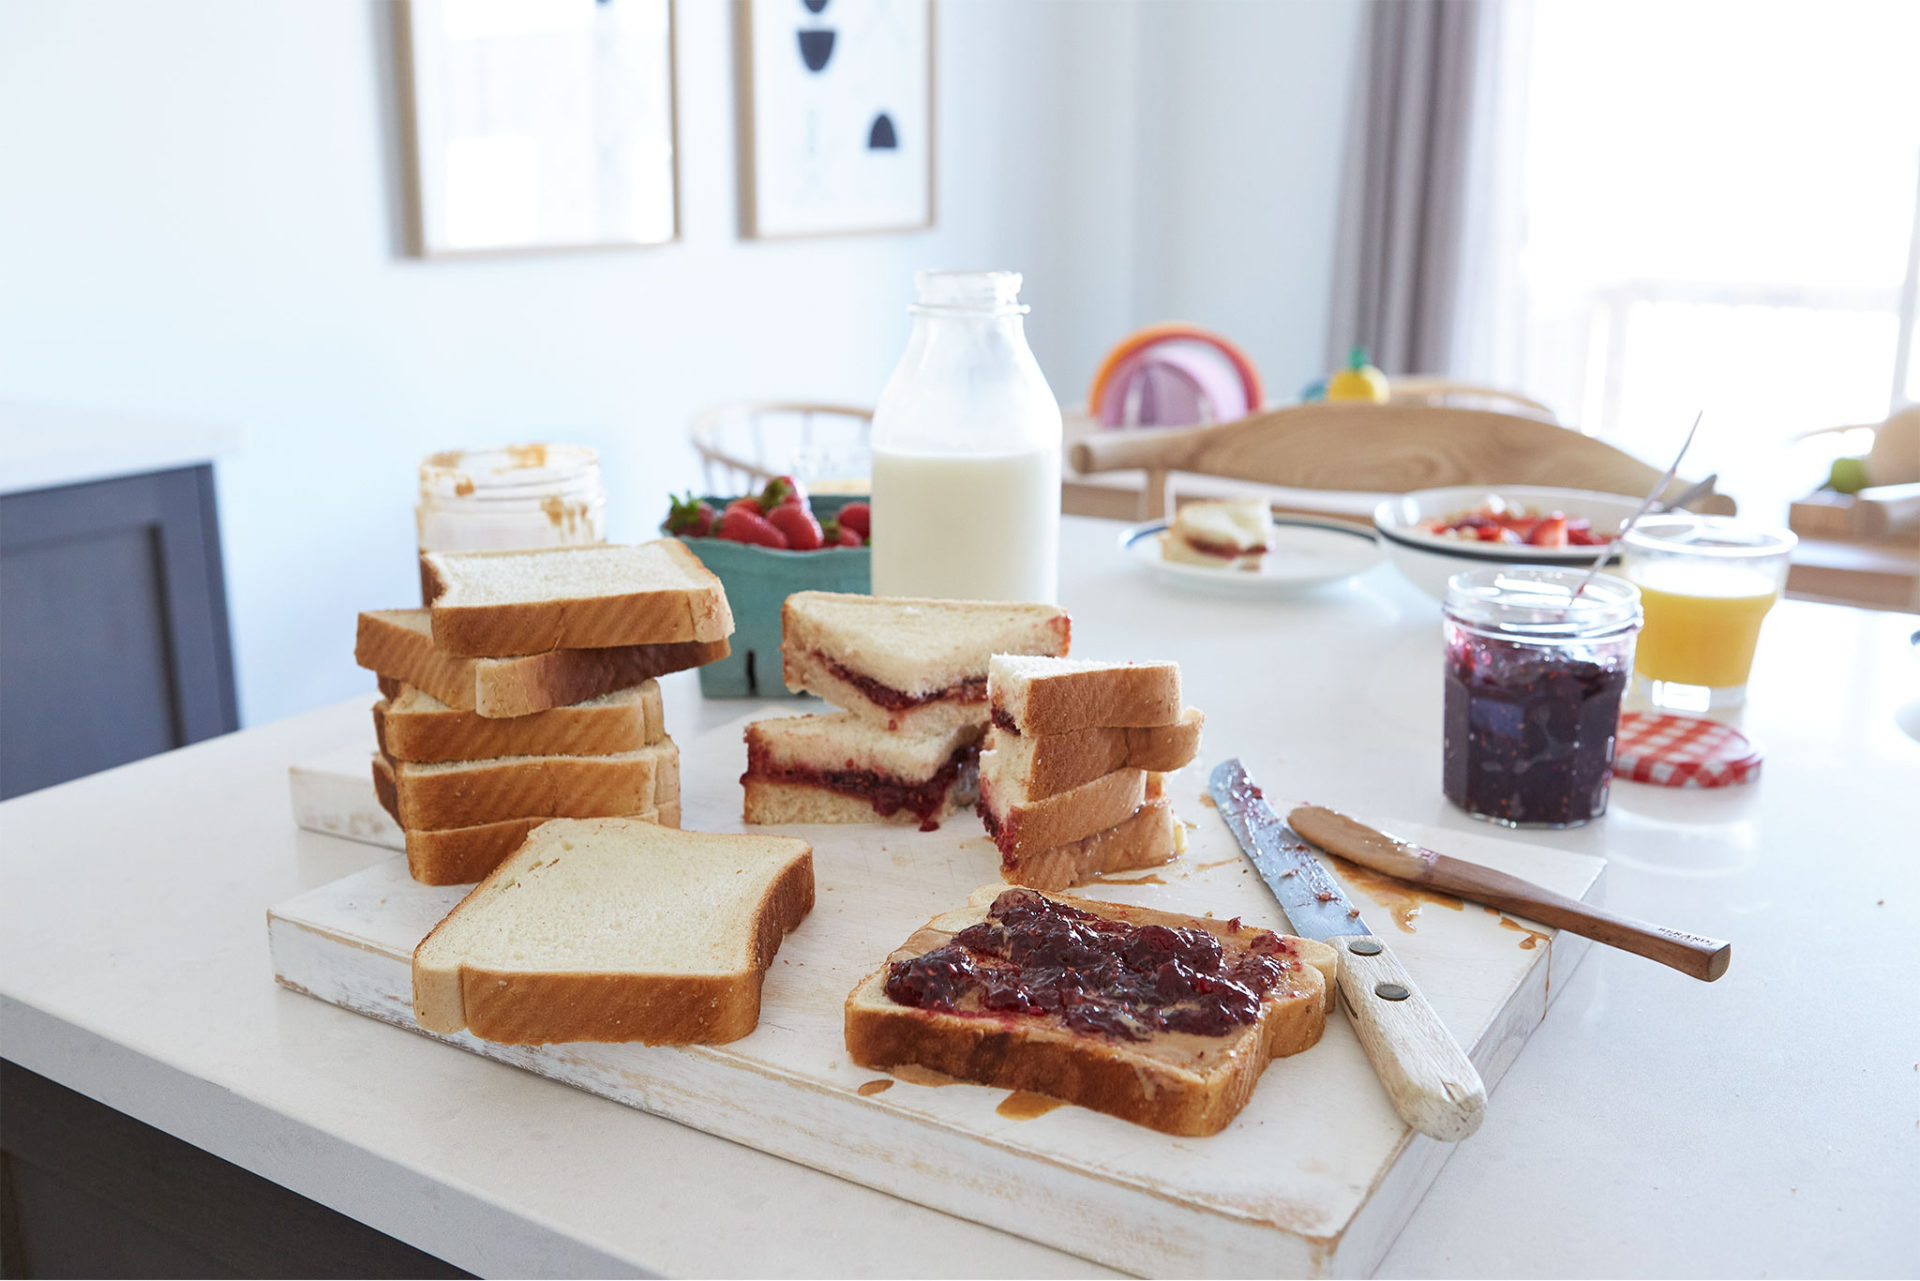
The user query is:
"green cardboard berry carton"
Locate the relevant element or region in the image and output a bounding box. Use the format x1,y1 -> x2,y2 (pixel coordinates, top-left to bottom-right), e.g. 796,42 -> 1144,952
667,493 -> 870,697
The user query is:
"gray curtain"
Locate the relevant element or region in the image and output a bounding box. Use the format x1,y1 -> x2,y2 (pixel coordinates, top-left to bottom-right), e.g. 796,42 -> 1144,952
1328,0 -> 1486,376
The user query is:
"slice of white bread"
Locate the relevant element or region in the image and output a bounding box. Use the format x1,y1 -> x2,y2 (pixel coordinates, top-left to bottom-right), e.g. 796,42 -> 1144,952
413,818 -> 813,1044
782,592 -> 1071,734
978,765 -> 1146,860
356,609 -> 727,718
843,887 -> 1336,1135
423,541 -> 735,657
1000,797 -> 1181,891
374,681 -> 665,763
981,707 -> 1202,801
1163,497 -> 1273,571
372,740 -> 678,830
742,712 -> 981,830
400,807 -> 662,886
988,654 -> 1182,735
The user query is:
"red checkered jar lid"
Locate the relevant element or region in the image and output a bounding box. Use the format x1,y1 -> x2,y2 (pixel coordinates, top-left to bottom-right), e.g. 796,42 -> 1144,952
1614,712 -> 1762,788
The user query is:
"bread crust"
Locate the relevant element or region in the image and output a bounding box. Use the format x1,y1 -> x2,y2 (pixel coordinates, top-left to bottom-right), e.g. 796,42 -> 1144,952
414,834 -> 814,1045
1001,798 -> 1178,891
374,682 -> 664,762
423,541 -> 733,657
979,768 -> 1147,858
993,709 -> 1203,800
844,893 -> 1335,1136
376,741 -> 678,829
996,661 -> 1183,735
355,609 -> 726,717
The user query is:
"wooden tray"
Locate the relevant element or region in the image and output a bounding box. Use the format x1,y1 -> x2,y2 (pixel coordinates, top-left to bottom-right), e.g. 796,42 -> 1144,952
271,711 -> 1604,1277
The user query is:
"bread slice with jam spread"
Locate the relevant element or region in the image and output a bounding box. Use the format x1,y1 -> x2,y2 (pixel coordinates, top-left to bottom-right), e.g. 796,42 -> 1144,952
781,592 -> 1071,735
987,654 -> 1182,736
414,818 -> 813,1044
844,886 -> 1336,1135
741,712 -> 981,830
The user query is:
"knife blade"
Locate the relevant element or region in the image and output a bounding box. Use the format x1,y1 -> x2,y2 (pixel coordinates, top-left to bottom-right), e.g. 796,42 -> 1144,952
1288,804 -> 1732,981
1209,759 -> 1486,1142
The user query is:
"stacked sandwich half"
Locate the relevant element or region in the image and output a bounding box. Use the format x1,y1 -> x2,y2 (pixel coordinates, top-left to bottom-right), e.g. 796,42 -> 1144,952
978,655 -> 1203,891
355,541 -> 734,885
742,592 -> 1071,830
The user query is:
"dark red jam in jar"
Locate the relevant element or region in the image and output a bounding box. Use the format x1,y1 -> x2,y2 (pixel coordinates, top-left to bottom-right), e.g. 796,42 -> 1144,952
1441,568 -> 1641,828
883,888 -> 1300,1040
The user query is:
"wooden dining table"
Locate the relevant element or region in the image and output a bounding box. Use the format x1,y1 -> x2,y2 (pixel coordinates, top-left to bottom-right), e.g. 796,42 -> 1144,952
2,514 -> 1916,1277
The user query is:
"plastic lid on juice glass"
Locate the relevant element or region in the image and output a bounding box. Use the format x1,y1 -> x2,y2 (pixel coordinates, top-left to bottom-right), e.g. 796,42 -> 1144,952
1621,513 -> 1797,559
1443,567 -> 1642,639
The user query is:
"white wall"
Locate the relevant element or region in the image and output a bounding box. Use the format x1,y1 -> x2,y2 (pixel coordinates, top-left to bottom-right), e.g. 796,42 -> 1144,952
0,0 -> 1355,727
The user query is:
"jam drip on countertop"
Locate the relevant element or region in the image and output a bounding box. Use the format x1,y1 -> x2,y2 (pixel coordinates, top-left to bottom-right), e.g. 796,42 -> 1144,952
884,889 -> 1299,1040
819,651 -> 986,712
1442,634 -> 1627,826
746,744 -> 978,831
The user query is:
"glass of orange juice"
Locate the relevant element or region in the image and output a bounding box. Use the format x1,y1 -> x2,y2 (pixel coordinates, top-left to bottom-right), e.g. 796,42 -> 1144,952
1620,515 -> 1796,711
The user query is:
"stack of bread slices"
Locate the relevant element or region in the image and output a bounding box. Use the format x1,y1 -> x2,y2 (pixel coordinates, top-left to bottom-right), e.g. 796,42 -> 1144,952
977,655 -> 1203,891
355,541 -> 734,885
742,592 -> 1072,831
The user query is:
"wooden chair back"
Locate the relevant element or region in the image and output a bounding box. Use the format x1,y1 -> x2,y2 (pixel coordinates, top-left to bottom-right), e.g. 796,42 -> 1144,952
1068,404 -> 1736,520
689,401 -> 873,493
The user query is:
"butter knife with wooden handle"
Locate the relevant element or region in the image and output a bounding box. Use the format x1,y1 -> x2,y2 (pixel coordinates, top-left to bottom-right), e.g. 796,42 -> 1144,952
1289,805 -> 1732,982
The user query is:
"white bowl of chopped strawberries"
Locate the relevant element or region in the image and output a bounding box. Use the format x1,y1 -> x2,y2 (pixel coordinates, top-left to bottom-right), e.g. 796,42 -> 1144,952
1372,485 -> 1642,601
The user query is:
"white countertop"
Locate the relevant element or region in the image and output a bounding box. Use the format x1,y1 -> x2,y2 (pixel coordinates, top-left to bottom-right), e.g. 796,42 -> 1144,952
0,399 -> 244,495
3,516 -> 1918,1278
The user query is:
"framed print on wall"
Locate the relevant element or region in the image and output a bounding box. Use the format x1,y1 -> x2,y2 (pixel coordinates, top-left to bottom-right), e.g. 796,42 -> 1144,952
398,0 -> 679,257
736,0 -> 934,239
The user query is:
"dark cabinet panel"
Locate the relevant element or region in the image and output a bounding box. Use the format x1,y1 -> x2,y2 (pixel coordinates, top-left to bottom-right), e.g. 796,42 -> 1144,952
0,466 -> 237,799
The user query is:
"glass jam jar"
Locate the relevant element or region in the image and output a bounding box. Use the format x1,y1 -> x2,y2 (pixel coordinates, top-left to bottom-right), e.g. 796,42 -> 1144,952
1442,568 -> 1642,828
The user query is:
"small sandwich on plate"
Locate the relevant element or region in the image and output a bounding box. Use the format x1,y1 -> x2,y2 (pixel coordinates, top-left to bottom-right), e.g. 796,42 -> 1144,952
1161,497 -> 1273,571
844,886 -> 1336,1135
781,592 -> 1071,735
414,819 -> 813,1045
742,713 -> 980,831
979,655 -> 1199,890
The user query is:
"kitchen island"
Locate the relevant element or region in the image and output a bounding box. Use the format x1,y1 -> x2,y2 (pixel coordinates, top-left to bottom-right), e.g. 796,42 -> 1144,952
3,516 -> 1916,1277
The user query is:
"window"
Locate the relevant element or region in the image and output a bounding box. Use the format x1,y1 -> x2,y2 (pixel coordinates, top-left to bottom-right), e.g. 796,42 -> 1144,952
1506,0 -> 1920,515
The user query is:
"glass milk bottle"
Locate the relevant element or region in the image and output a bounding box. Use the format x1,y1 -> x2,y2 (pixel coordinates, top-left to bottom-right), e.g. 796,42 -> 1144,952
869,270 -> 1062,603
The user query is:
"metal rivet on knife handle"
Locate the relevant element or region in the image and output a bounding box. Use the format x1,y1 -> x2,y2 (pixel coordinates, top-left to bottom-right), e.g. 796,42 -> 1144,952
1375,982 -> 1410,1001
1348,939 -> 1383,956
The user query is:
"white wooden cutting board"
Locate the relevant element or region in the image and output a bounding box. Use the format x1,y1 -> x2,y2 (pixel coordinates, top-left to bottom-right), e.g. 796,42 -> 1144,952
272,711 -> 1604,1278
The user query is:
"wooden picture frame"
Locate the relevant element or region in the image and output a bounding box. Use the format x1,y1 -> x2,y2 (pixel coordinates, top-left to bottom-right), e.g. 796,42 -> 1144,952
734,0 -> 935,240
395,0 -> 681,259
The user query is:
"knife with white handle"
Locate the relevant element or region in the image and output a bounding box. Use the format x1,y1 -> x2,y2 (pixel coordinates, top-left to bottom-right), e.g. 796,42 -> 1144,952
1208,760 -> 1486,1142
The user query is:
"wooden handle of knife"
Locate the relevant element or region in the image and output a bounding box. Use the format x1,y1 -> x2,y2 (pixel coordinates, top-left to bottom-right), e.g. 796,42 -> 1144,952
1426,855 -> 1732,982
1289,805 -> 1732,982
1330,934 -> 1486,1142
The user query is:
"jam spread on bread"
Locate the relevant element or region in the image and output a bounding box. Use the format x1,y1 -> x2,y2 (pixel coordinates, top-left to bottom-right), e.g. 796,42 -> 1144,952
990,706 -> 1021,734
745,742 -> 978,831
885,889 -> 1298,1040
817,651 -> 988,712
1180,535 -> 1270,559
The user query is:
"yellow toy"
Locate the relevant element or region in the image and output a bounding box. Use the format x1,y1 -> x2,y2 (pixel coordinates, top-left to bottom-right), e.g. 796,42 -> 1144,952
1325,346 -> 1389,403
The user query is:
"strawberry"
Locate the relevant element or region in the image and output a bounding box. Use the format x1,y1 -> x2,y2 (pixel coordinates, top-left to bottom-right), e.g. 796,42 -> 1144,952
832,522 -> 863,547
1475,525 -> 1506,542
718,506 -> 789,548
836,500 -> 870,538
766,502 -> 824,550
664,492 -> 716,537
759,475 -> 807,511
725,495 -> 765,518
1527,516 -> 1569,548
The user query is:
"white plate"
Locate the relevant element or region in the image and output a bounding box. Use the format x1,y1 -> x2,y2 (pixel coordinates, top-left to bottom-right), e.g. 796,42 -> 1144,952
1120,518 -> 1383,596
